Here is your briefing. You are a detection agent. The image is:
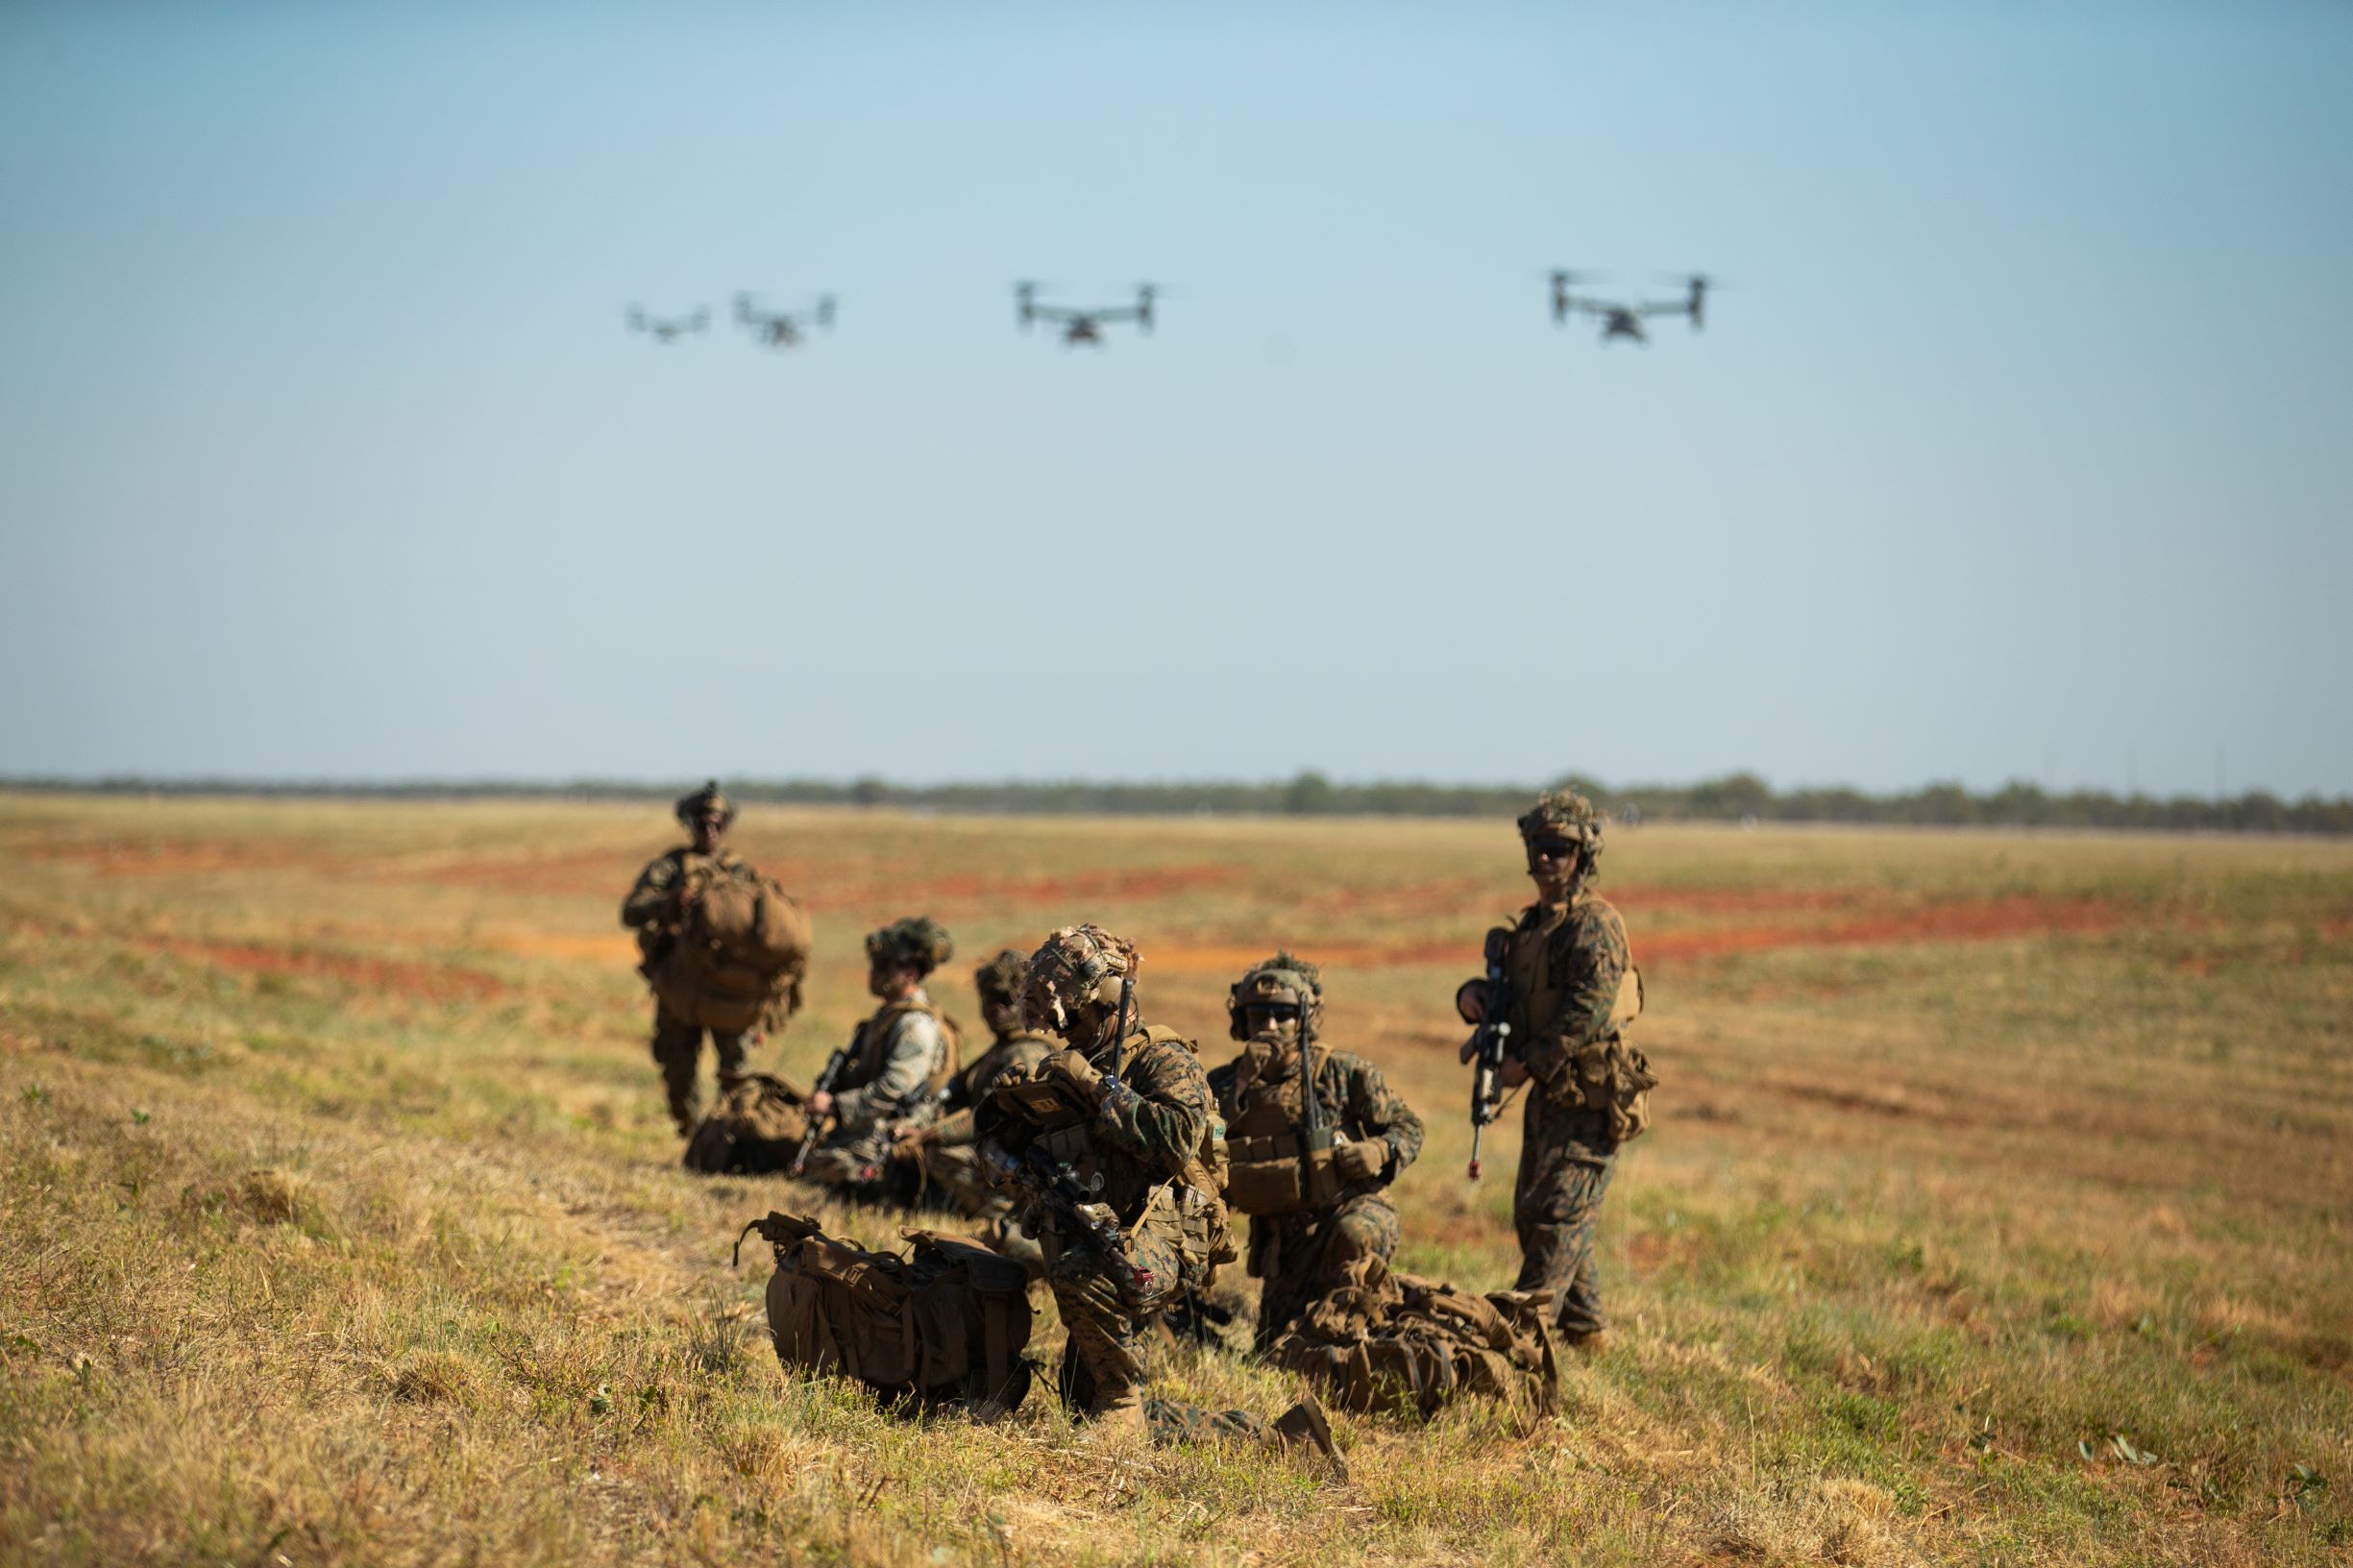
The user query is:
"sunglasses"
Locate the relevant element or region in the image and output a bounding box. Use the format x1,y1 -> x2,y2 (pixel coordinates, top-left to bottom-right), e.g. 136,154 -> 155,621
1528,838 -> 1581,859
1246,1003 -> 1303,1020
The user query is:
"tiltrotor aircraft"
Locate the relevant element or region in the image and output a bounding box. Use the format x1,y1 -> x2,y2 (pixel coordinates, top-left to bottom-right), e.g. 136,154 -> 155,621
735,292 -> 837,349
626,306 -> 709,344
1014,282 -> 1158,347
1548,271 -> 1713,345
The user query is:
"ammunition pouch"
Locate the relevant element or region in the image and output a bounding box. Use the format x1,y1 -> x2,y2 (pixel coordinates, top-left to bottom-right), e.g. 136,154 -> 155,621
1223,1128 -> 1345,1217
988,1075 -> 1092,1133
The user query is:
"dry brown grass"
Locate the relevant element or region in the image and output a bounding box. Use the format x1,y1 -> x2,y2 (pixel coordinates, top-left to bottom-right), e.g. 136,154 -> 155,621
2,795 -> 2349,1565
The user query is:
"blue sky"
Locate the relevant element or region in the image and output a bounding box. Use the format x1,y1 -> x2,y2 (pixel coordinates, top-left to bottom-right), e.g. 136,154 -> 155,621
3,2 -> 2348,796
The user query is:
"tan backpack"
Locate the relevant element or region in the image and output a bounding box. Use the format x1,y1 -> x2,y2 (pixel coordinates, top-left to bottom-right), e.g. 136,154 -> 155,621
653,869 -> 812,1033
735,1213 -> 1034,1413
1269,1261 -> 1556,1419
682,1073 -> 814,1175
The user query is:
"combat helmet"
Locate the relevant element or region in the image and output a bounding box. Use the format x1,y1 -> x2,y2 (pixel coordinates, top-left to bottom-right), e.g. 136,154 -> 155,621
1022,923 -> 1138,1035
674,779 -> 737,829
973,948 -> 1031,1012
866,916 -> 954,976
1517,789 -> 1605,880
1226,951 -> 1324,1041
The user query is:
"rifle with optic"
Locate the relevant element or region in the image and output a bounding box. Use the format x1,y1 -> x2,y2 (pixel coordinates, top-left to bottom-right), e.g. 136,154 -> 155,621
1458,931 -> 1515,1181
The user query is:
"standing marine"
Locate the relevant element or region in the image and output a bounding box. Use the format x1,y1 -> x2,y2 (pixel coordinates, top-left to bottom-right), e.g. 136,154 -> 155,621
891,947 -> 1055,1271
799,918 -> 960,1190
622,782 -> 806,1135
1457,790 -> 1651,1349
1208,953 -> 1424,1351
975,925 -> 1235,1433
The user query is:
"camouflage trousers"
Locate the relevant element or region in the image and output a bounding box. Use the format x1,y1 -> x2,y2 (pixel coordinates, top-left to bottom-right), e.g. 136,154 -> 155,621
650,1005 -> 754,1135
1248,1193 -> 1402,1353
1050,1219 -> 1188,1415
1513,1092 -> 1618,1341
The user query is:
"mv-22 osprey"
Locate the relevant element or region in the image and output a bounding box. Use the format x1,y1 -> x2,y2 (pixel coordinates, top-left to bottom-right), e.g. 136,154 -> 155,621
1549,270 -> 1714,345
1014,282 -> 1159,348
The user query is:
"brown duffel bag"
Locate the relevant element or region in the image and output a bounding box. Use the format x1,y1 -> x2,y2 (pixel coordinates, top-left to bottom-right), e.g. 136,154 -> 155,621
682,1073 -> 813,1174
1268,1260 -> 1556,1419
734,1212 -> 1034,1413
652,870 -> 813,1034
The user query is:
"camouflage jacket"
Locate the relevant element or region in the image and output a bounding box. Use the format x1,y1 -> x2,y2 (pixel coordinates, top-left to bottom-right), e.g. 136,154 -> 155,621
1502,891 -> 1631,1100
978,1022 -> 1218,1226
831,992 -> 949,1132
1208,1040 -> 1424,1187
620,846 -> 750,932
926,1029 -> 1054,1148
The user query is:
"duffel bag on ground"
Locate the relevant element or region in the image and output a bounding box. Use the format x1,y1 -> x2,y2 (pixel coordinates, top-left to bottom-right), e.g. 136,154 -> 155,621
734,1212 -> 1033,1413
1268,1259 -> 1556,1419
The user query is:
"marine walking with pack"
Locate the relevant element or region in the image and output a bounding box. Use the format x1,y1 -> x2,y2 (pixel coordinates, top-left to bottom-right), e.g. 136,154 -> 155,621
620,782 -> 812,1135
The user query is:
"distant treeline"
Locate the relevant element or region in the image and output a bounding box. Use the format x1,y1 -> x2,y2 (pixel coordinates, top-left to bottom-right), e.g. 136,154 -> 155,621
8,771 -> 2351,835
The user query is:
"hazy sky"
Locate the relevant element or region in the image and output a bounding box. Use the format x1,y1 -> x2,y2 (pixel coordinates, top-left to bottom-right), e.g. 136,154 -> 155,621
4,2 -> 2348,796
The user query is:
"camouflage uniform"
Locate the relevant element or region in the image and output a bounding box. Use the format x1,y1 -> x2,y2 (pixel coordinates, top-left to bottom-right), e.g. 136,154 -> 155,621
621,783 -> 758,1133
1208,955 -> 1424,1351
976,925 -> 1231,1429
1478,792 -> 1648,1343
801,918 -> 958,1191
899,950 -> 1053,1271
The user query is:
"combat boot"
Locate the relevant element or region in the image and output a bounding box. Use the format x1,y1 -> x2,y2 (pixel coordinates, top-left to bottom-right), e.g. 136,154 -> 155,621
1273,1395 -> 1348,1482
1080,1385 -> 1148,1444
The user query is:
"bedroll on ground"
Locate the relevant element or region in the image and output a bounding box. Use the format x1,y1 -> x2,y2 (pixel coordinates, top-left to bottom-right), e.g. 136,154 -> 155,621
652,873 -> 812,1033
682,1073 -> 813,1174
736,1212 -> 1034,1413
1267,1260 -> 1557,1419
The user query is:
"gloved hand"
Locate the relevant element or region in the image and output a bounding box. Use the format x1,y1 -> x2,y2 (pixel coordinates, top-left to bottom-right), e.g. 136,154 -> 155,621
1334,1139 -> 1386,1182
1039,1049 -> 1105,1097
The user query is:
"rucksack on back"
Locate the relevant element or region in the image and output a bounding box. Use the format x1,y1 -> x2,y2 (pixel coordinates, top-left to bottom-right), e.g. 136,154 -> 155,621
735,1213 -> 1034,1413
1269,1261 -> 1556,1419
653,870 -> 812,1033
682,1073 -> 814,1174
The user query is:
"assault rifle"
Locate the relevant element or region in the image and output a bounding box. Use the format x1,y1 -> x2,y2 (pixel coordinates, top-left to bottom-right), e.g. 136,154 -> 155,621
787,1043 -> 852,1177
1296,993 -> 1332,1173
979,1139 -> 1145,1286
1460,933 -> 1515,1181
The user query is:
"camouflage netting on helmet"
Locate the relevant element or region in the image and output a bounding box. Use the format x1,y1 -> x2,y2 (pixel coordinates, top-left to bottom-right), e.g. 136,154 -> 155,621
974,948 -> 1031,1009
1516,789 -> 1605,874
1021,923 -> 1137,1034
866,916 -> 955,975
674,779 -> 737,828
1226,951 -> 1324,1040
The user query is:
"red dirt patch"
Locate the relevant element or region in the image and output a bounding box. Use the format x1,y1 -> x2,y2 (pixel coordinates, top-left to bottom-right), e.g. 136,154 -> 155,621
390,848 -> 640,897
22,839 -> 319,877
487,931 -> 639,966
1638,894 -> 2125,965
797,863 -> 1239,913
1151,895 -> 2127,977
144,936 -> 506,1004
1611,884 -> 1862,919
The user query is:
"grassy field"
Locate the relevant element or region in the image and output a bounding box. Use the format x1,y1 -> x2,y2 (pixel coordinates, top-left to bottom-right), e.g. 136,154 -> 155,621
2,795 -> 2348,1567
